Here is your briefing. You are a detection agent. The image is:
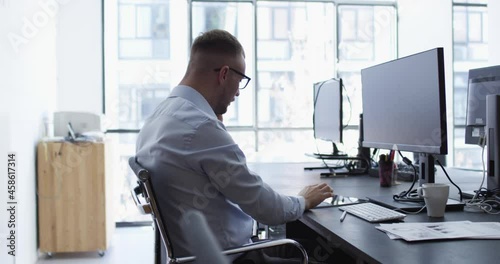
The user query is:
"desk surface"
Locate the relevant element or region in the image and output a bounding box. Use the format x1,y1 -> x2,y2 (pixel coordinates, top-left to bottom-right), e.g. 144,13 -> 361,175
248,162 -> 499,264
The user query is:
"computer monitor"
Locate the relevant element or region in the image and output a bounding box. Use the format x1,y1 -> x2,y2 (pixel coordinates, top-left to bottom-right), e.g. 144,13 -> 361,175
464,66 -> 500,195
485,95 -> 500,192
313,78 -> 343,156
361,47 -> 448,185
465,65 -> 500,145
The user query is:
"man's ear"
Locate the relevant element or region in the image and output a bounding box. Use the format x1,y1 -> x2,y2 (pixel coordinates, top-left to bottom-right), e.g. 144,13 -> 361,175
217,66 -> 229,84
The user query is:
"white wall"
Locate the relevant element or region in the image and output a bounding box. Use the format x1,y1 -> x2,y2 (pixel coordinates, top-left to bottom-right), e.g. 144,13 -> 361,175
397,0 -> 454,163
56,0 -> 102,113
0,1 -> 102,262
0,0 -> 58,263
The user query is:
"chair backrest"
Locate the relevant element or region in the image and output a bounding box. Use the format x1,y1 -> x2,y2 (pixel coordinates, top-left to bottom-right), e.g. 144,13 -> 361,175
181,210 -> 230,264
128,156 -> 178,262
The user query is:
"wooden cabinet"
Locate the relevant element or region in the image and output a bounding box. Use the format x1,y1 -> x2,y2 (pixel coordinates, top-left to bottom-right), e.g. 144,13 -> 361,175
37,141 -> 114,255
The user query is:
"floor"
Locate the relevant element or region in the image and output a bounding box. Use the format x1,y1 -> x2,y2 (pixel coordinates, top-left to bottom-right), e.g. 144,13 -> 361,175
36,226 -> 154,264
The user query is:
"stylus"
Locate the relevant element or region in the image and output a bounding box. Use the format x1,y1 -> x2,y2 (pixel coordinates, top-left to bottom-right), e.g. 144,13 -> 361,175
340,211 -> 347,222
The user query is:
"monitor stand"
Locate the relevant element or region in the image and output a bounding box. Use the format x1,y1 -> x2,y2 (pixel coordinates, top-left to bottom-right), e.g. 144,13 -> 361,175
367,195 -> 464,212
305,124 -> 370,175
310,142 -> 347,159
305,142 -> 348,171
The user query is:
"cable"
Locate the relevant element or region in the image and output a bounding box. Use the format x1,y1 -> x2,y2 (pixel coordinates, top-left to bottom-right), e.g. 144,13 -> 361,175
463,140 -> 500,214
434,157 -> 463,202
395,205 -> 427,215
392,151 -> 422,202
370,148 -> 379,164
469,140 -> 487,204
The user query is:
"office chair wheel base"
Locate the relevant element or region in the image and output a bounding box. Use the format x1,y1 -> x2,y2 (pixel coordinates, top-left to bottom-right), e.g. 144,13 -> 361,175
98,250 -> 105,257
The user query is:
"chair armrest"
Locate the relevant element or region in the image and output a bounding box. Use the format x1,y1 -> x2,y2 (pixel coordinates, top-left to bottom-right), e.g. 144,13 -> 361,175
130,189 -> 152,214
175,239 -> 309,264
172,255 -> 197,263
221,238 -> 308,264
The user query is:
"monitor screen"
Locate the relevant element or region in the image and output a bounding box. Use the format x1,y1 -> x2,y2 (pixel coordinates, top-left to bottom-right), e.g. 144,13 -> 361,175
465,65 -> 500,145
361,48 -> 447,185
361,47 -> 447,155
313,78 -> 343,144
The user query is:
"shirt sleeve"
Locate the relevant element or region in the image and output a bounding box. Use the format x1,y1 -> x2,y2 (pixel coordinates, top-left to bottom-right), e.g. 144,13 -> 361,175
188,120 -> 306,226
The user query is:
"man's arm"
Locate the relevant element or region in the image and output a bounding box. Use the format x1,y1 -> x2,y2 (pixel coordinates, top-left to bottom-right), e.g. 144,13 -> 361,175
193,119 -> 333,224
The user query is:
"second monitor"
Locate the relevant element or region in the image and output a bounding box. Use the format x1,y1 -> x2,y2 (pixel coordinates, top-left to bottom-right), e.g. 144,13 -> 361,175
361,47 -> 448,185
313,78 -> 345,157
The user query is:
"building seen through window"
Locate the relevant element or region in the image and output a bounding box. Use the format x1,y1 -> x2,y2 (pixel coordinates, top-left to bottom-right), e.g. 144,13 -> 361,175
452,0 -> 488,169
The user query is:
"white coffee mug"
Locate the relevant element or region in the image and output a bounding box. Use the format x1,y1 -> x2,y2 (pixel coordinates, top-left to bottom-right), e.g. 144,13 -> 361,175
417,183 -> 449,217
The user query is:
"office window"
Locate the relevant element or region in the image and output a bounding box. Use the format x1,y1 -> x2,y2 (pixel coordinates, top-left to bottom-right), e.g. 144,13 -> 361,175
257,3 -> 293,60
453,5 -> 488,61
107,133 -> 151,223
258,130 -> 315,161
452,1 -> 488,168
118,1 -> 170,59
337,4 -> 397,153
256,2 -> 335,131
258,71 -> 294,126
117,84 -> 171,129
105,0 -> 188,223
191,1 -> 254,127
453,72 -> 469,126
338,6 -> 375,61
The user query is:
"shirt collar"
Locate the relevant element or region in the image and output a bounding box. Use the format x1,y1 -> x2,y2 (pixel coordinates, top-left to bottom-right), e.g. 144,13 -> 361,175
169,85 -> 217,120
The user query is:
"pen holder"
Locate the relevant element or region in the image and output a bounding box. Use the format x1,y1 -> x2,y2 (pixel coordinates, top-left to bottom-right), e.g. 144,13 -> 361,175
378,159 -> 394,187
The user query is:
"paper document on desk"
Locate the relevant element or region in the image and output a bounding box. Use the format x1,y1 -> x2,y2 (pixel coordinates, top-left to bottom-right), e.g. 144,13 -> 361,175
376,221 -> 500,241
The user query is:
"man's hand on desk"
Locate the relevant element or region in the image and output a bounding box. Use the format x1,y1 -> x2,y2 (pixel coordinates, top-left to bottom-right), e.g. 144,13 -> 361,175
298,183 -> 334,210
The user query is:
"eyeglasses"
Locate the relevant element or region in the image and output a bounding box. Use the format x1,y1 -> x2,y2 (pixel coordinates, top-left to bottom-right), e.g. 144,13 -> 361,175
214,67 -> 251,89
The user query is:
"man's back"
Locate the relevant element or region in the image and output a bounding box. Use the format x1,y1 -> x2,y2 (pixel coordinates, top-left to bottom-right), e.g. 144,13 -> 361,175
136,85 -> 256,257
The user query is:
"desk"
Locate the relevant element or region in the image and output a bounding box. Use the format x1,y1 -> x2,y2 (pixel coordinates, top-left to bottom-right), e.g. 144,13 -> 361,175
248,162 -> 499,264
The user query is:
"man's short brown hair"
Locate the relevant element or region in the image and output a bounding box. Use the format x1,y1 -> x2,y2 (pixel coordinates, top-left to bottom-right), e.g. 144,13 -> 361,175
190,29 -> 245,58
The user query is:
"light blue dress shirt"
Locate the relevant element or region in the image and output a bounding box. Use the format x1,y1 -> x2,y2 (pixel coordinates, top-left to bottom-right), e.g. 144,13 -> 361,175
136,85 -> 305,258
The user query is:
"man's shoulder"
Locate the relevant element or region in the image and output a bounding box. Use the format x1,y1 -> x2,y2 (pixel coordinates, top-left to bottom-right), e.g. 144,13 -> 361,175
142,100 -> 218,135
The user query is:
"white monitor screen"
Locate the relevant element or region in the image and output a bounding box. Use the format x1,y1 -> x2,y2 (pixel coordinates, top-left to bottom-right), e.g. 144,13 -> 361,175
361,47 -> 447,154
313,78 -> 343,143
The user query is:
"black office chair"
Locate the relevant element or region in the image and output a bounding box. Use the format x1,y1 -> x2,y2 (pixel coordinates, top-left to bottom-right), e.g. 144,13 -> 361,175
128,156 -> 309,264
181,210 -> 230,264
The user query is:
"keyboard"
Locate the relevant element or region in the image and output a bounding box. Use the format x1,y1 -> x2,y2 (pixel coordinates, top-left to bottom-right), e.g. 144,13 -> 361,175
339,202 -> 406,222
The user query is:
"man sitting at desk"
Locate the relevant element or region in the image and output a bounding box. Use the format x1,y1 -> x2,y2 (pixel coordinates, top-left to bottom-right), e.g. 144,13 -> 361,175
135,29 -> 335,263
